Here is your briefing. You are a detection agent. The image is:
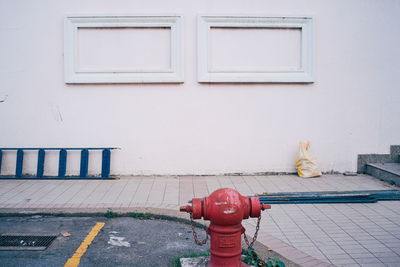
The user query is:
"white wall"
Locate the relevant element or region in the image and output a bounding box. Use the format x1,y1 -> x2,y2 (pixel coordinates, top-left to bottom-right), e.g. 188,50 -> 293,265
0,0 -> 399,175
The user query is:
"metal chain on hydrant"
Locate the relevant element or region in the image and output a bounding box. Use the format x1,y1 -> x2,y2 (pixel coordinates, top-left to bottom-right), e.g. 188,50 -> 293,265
190,213 -> 209,245
243,214 -> 262,249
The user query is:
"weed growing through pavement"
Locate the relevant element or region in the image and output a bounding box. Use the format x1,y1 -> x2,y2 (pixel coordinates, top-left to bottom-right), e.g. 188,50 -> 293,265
126,212 -> 154,220
242,248 -> 285,267
104,208 -> 118,218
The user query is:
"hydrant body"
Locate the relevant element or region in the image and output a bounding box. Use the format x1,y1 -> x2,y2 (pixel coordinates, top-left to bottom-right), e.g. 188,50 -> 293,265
180,188 -> 270,267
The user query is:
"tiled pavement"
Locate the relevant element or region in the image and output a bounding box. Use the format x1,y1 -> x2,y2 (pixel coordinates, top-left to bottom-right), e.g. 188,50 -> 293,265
0,174 -> 399,266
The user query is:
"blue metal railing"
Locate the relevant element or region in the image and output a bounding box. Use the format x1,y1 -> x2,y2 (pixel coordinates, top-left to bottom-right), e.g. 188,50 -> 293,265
0,148 -> 118,179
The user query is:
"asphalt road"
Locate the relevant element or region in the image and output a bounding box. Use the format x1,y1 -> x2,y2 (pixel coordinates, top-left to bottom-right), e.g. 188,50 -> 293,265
0,216 -> 209,267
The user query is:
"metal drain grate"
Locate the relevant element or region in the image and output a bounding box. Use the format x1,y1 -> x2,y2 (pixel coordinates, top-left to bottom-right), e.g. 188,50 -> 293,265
0,234 -> 57,250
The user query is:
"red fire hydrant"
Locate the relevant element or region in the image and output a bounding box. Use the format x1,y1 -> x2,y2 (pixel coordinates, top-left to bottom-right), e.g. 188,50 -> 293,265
180,188 -> 271,267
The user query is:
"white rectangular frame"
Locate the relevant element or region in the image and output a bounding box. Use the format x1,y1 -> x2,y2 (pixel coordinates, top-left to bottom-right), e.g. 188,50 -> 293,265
64,15 -> 184,83
198,15 -> 314,83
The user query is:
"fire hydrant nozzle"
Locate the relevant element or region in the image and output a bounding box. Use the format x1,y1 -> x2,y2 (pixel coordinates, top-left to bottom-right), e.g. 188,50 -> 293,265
262,204 -> 271,210
179,205 -> 192,213
179,188 -> 271,267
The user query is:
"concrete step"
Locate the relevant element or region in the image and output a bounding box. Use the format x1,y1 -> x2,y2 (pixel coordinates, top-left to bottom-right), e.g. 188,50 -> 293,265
357,145 -> 400,172
366,163 -> 400,186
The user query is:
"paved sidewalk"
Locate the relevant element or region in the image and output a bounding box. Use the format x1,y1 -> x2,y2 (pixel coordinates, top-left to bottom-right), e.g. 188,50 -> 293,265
0,174 -> 399,266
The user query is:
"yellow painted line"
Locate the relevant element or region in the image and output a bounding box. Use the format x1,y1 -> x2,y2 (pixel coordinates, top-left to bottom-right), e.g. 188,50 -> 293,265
64,222 -> 105,267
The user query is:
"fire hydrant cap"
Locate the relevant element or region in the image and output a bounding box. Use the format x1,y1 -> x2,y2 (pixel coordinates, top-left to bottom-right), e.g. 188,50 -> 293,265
191,198 -> 202,219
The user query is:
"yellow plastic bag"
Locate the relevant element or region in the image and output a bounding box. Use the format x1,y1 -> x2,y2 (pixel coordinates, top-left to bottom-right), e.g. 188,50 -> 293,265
295,141 -> 322,178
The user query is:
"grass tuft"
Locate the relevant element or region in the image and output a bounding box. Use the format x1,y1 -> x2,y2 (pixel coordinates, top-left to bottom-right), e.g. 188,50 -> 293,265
104,208 -> 118,218
126,212 -> 154,220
